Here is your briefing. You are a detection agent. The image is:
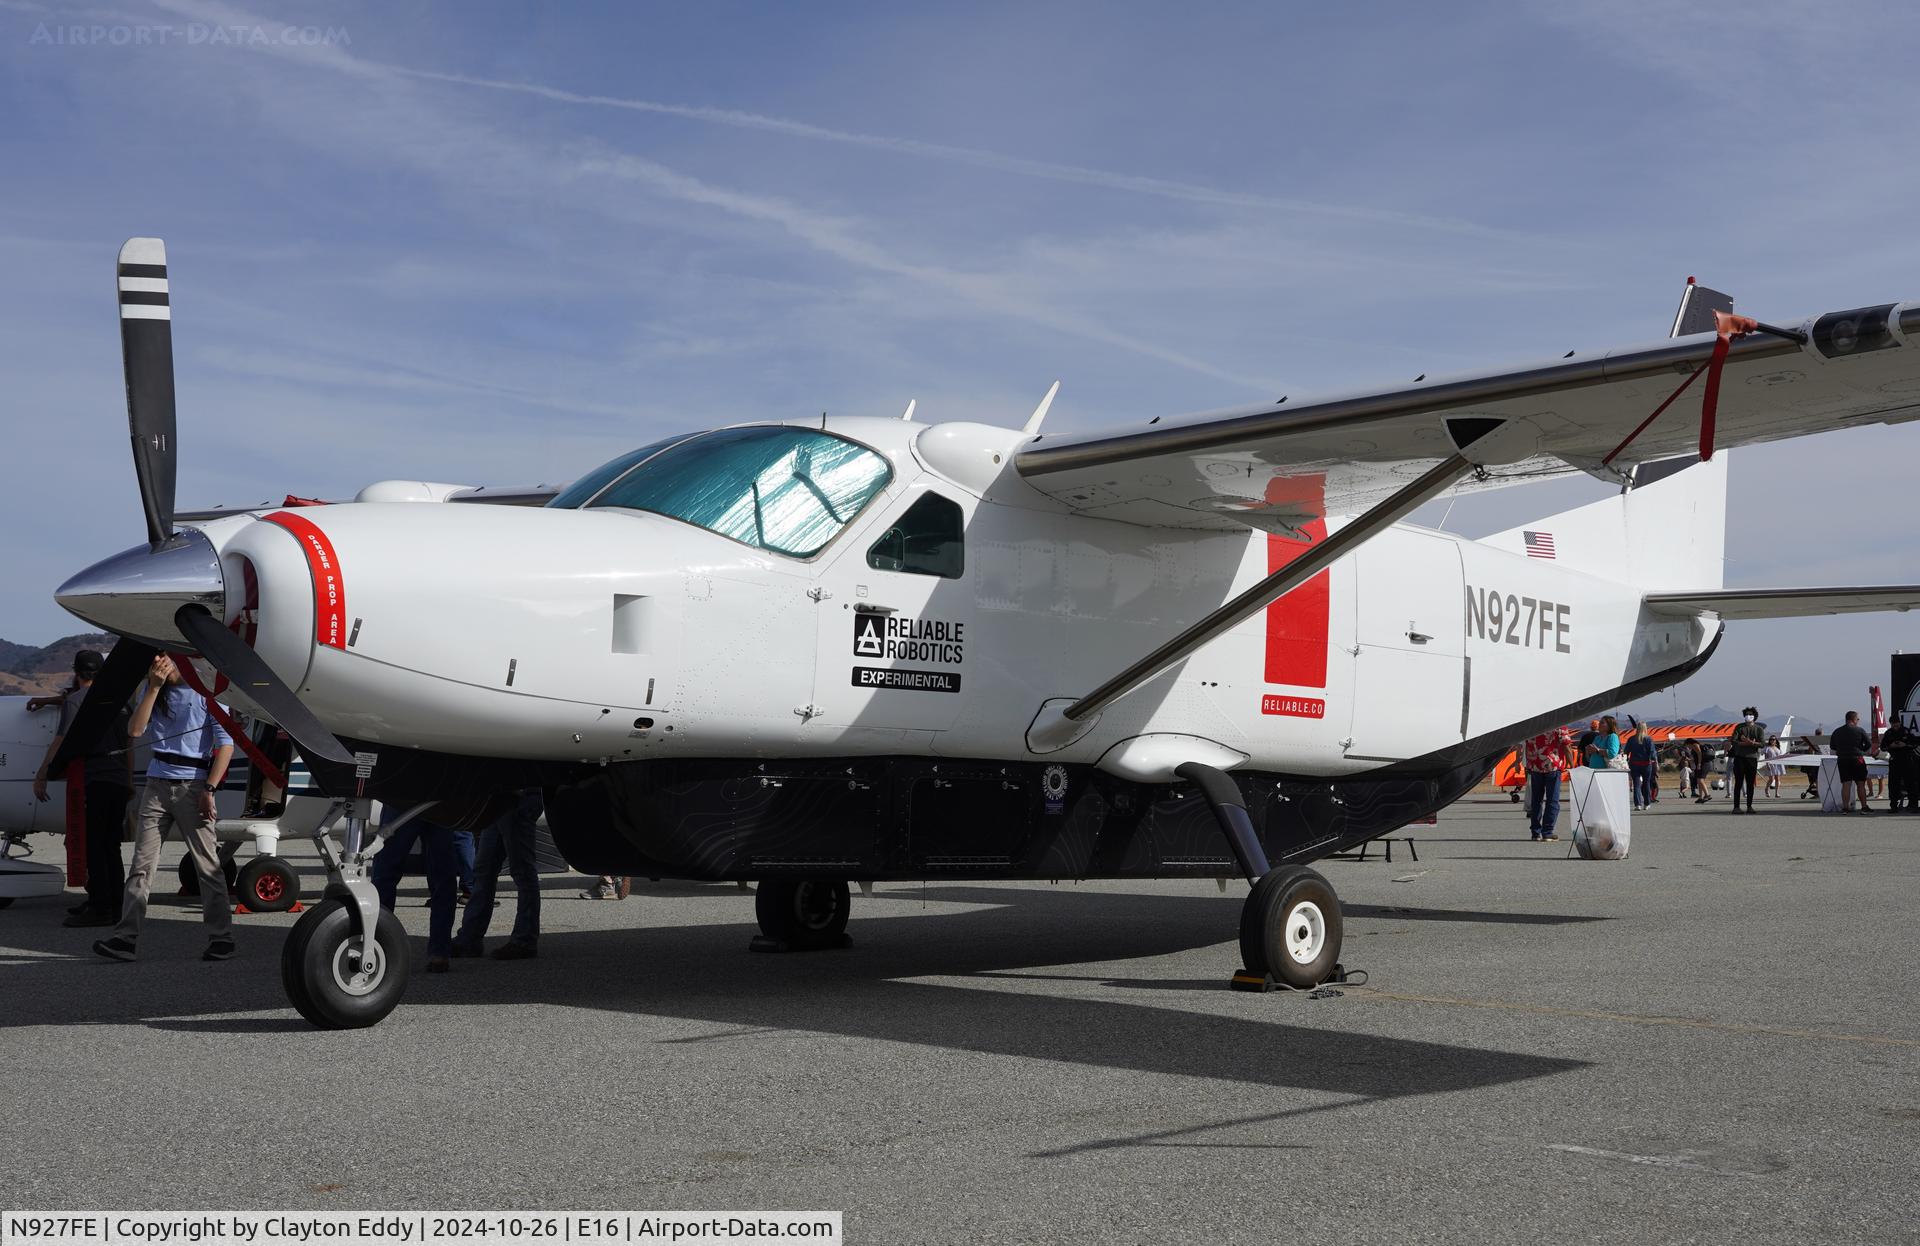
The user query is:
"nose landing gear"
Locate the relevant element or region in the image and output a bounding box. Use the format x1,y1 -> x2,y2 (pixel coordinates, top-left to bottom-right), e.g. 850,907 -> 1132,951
281,794 -> 416,1029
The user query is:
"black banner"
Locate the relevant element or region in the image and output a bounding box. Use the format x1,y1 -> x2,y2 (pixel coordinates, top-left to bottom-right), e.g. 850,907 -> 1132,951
852,666 -> 961,694
1893,654 -> 1920,731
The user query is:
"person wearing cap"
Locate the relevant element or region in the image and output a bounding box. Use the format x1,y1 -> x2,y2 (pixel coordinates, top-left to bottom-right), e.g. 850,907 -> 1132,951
92,655 -> 236,962
30,650 -> 134,925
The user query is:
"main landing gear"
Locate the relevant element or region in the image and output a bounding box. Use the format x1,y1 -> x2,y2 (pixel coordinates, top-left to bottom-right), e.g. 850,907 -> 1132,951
751,877 -> 853,952
1175,760 -> 1346,991
281,796 -> 414,1029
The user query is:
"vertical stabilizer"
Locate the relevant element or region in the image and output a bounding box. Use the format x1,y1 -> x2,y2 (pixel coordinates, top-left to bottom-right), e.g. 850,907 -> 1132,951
1478,279 -> 1731,590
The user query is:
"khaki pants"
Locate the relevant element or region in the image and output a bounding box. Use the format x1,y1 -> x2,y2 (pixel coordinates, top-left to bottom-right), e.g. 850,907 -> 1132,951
116,779 -> 231,943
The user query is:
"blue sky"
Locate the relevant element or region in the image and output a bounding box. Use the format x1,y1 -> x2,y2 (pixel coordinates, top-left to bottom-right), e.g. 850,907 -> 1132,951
3,0 -> 1917,723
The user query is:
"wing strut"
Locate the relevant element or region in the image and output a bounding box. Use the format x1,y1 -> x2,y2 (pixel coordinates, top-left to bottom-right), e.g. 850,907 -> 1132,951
1057,452 -> 1475,726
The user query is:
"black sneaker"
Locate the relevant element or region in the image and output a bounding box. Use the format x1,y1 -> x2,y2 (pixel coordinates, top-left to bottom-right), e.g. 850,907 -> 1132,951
449,940 -> 482,958
63,910 -> 115,928
92,936 -> 136,961
490,940 -> 537,961
67,899 -> 92,916
202,938 -> 236,962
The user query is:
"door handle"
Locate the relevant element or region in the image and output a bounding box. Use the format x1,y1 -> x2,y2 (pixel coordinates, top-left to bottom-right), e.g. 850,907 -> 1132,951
854,602 -> 898,615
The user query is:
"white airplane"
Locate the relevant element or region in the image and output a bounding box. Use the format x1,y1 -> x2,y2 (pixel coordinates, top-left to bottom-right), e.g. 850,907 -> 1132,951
46,241 -> 1920,1028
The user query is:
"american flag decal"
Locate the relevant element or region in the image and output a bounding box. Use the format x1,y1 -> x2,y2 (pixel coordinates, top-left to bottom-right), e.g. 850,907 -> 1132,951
1523,530 -> 1556,560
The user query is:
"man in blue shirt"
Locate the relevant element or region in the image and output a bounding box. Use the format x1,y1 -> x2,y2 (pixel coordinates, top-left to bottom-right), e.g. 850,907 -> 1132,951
93,655 -> 237,962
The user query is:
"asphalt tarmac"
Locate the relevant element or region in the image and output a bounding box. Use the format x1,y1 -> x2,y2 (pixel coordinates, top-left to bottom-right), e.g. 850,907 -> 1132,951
2,791 -> 1916,1244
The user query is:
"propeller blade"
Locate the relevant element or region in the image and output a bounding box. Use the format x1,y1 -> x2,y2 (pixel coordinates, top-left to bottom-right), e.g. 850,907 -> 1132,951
173,604 -> 354,766
118,237 -> 177,548
45,638 -> 158,775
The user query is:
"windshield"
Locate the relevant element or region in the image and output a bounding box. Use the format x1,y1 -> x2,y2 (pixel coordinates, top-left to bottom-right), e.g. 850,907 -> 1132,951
582,426 -> 893,557
546,433 -> 696,510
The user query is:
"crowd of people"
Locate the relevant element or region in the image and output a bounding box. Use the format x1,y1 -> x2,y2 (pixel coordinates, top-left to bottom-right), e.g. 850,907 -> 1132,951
21,649 -> 625,966
1516,704 -> 1920,838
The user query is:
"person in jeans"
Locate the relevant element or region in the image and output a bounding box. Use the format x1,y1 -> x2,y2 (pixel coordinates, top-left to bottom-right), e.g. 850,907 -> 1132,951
93,656 -> 235,963
452,788 -> 543,961
371,810 -> 466,973
1625,728 -> 1658,810
1520,725 -> 1574,841
1727,707 -> 1767,814
1829,711 -> 1875,814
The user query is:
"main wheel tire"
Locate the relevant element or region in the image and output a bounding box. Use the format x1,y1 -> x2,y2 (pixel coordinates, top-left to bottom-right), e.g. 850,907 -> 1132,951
279,898 -> 411,1029
177,853 -> 240,897
755,878 -> 851,948
237,856 -> 301,913
1240,866 -> 1342,989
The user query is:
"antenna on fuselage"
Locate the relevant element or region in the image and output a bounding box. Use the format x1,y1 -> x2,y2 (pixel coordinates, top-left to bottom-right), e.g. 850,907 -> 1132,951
1022,380 -> 1061,434
900,399 -> 917,421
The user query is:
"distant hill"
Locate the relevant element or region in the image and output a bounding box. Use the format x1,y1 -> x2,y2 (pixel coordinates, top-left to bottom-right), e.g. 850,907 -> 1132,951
0,632 -> 117,696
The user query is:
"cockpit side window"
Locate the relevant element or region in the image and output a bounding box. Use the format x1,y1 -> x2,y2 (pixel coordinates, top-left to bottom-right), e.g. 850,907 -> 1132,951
584,426 -> 892,558
866,492 -> 964,579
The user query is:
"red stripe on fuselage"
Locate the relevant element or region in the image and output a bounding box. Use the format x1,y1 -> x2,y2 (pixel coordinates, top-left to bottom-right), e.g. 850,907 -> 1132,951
262,510 -> 347,650
1261,476 -> 1330,689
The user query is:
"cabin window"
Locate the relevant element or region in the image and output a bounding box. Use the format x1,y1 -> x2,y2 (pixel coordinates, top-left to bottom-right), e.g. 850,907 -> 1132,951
583,426 -> 892,558
866,492 -> 964,578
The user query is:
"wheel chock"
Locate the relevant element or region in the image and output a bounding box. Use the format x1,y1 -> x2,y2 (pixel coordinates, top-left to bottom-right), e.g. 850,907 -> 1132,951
236,902 -> 253,915
289,901 -> 304,913
748,933 -> 853,954
1229,963 -> 1361,993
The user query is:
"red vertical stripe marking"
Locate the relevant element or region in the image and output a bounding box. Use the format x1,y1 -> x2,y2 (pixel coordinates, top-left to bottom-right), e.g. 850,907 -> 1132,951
262,510 -> 347,650
1261,475 -> 1330,689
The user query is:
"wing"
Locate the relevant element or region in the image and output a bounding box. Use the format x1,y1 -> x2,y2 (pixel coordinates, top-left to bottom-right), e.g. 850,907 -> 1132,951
1646,585 -> 1920,619
176,481 -> 564,522
1015,301 -> 1920,532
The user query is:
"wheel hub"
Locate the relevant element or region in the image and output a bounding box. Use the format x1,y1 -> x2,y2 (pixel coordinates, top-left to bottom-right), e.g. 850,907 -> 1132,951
330,935 -> 386,997
795,882 -> 837,930
1283,899 -> 1327,965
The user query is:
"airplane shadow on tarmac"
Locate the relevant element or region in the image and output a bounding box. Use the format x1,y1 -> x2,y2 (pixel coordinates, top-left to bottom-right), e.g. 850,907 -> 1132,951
0,884 -> 1588,1106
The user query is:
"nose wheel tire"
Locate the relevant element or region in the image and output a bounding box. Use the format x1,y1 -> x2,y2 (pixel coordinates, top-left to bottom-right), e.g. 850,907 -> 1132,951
280,897 -> 410,1029
237,855 -> 301,913
754,878 -> 852,951
1239,866 -> 1342,989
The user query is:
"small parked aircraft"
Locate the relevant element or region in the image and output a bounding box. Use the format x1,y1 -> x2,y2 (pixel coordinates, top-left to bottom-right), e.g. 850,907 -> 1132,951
46,241 -> 1920,1027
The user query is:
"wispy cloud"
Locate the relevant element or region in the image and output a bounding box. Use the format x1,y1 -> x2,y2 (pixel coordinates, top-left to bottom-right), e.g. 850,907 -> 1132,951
389,64 -> 1526,242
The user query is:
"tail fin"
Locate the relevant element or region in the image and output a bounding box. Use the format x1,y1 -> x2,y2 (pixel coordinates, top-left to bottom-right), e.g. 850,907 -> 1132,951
1481,453 -> 1726,590
1480,278 -> 1731,588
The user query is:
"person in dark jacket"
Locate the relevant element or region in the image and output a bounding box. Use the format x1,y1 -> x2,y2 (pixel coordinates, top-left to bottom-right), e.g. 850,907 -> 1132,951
1880,718 -> 1918,812
1728,707 -> 1767,815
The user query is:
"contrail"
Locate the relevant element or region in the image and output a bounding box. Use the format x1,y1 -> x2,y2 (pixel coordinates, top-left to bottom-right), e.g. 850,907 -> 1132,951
389,64 -> 1513,239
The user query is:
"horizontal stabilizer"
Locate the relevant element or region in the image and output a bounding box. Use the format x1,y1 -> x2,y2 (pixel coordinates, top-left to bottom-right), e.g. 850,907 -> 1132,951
1645,585 -> 1920,619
